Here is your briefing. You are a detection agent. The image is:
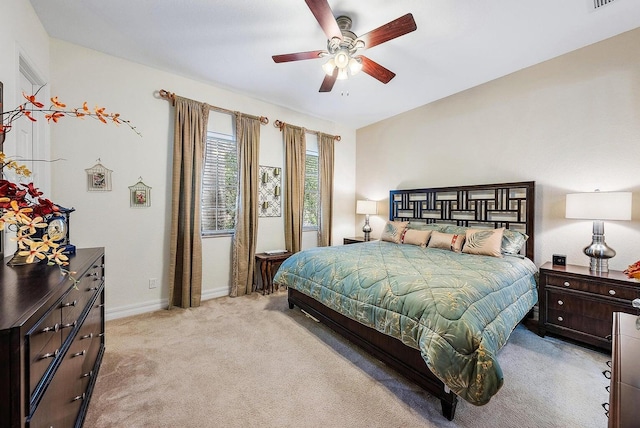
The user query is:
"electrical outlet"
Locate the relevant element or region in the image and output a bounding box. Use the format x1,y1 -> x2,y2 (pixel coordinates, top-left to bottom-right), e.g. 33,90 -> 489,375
149,278 -> 158,289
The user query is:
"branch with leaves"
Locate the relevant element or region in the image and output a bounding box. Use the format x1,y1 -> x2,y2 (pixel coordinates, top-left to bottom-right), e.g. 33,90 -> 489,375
1,85 -> 141,137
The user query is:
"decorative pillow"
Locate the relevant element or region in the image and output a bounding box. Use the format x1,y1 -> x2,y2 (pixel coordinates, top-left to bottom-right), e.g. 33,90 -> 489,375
402,229 -> 432,247
462,228 -> 505,258
427,231 -> 466,253
502,229 -> 529,255
380,221 -> 408,244
407,222 -> 444,232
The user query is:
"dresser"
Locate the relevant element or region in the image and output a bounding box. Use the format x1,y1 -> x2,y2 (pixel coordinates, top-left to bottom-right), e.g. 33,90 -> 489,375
0,247 -> 105,428
538,262 -> 640,350
608,312 -> 640,428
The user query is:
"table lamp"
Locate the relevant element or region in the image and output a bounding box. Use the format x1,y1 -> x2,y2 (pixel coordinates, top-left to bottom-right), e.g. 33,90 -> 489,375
565,190 -> 632,273
356,200 -> 378,241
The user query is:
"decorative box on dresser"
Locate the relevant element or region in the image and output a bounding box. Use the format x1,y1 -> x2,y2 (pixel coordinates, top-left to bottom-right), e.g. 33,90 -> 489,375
538,262 -> 640,350
0,247 -> 105,428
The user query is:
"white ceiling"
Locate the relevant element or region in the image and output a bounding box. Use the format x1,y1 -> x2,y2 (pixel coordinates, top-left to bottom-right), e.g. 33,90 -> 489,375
29,0 -> 640,129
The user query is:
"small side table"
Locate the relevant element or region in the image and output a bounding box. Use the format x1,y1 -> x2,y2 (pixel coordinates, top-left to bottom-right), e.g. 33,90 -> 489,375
255,252 -> 293,295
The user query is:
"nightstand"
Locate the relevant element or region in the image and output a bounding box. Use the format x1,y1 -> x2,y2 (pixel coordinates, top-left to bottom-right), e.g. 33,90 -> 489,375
343,236 -> 368,245
254,252 -> 292,295
538,262 -> 640,350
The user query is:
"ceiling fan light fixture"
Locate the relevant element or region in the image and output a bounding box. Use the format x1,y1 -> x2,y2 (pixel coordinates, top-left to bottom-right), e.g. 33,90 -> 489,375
322,58 -> 336,76
337,68 -> 349,80
348,57 -> 362,75
334,49 -> 350,69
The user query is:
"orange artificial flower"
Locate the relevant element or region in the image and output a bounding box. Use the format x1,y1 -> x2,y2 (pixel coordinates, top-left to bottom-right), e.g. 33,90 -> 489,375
22,91 -> 45,108
50,96 -> 66,108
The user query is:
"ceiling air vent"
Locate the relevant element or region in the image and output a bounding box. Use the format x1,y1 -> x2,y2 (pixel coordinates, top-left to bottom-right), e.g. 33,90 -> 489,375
592,0 -> 617,10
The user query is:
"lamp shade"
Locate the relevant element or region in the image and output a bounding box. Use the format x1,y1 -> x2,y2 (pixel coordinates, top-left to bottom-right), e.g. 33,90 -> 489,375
566,191 -> 632,221
356,200 -> 378,215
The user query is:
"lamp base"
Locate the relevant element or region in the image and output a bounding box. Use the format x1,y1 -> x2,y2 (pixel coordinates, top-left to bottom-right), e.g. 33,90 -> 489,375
584,220 -> 615,273
362,214 -> 372,242
588,257 -> 609,273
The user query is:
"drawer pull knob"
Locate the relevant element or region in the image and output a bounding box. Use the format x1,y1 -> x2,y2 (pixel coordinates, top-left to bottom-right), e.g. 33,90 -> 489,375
81,333 -> 94,340
633,298 -> 640,309
98,303 -> 105,308
62,300 -> 78,307
608,289 -> 616,296
99,332 -> 105,337
40,349 -> 59,359
41,323 -> 60,333
87,286 -> 99,291
558,300 -> 563,305
72,350 -> 86,357
81,370 -> 93,378
557,316 -> 564,322
61,321 -> 77,329
563,281 -> 570,287
72,393 -> 86,402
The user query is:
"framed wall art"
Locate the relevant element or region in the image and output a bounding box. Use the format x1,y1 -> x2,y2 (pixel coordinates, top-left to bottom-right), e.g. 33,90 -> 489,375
259,165 -> 281,217
128,178 -> 152,208
85,160 -> 113,191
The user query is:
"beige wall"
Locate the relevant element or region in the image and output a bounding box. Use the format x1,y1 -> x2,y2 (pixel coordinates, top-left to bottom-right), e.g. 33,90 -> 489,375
46,40 -> 356,319
356,28 -> 640,271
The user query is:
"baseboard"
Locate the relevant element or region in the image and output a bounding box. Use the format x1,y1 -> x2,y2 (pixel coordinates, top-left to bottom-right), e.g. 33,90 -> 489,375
106,285 -> 230,320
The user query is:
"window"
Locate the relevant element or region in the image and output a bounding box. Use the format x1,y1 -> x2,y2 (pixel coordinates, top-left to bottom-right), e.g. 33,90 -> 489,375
303,136 -> 319,229
201,112 -> 237,235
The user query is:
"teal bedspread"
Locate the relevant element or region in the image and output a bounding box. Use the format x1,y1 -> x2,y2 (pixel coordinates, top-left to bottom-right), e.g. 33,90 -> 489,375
273,240 -> 538,405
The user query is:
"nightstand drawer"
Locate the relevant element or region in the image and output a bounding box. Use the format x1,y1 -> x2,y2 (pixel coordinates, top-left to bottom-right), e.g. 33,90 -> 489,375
546,274 -> 639,301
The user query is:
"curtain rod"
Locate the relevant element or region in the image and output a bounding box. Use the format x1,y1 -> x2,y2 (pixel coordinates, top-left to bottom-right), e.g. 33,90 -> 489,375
158,89 -> 269,125
273,119 -> 341,141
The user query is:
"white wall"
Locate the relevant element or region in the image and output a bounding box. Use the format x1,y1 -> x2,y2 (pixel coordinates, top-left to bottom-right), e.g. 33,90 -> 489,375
0,1 -> 51,256
45,40 -> 356,319
356,28 -> 640,272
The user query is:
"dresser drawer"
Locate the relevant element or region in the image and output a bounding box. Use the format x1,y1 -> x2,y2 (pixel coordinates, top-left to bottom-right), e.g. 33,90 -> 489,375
546,273 -> 639,301
545,289 -> 639,340
27,307 -> 63,397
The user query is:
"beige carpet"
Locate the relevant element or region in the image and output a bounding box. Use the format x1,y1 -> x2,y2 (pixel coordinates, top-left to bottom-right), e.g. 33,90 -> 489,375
85,290 -> 610,428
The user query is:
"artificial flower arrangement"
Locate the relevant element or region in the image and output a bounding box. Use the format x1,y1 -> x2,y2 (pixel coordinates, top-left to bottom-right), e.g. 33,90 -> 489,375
0,85 -> 138,266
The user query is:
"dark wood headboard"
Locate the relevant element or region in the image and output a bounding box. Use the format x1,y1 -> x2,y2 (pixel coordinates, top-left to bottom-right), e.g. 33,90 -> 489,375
389,181 -> 535,260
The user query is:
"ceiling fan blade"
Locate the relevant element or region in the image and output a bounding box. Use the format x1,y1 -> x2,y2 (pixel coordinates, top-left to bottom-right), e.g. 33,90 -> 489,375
272,50 -> 326,63
358,13 -> 417,50
319,68 -> 338,92
359,56 -> 396,84
305,0 -> 342,41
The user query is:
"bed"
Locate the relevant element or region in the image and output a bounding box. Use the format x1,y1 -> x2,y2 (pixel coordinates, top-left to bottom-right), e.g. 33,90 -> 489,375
274,181 -> 537,420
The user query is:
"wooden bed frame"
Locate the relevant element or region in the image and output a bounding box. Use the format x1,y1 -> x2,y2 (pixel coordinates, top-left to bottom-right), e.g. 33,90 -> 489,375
286,181 -> 536,421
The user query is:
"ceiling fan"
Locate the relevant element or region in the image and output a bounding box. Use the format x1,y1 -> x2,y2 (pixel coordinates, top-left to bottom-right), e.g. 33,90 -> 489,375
272,0 -> 417,92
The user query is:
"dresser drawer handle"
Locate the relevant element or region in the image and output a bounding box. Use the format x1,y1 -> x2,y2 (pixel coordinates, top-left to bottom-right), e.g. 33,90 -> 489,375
81,370 -> 93,378
61,300 -> 78,308
558,300 -> 563,305
605,334 -> 612,342
99,332 -> 105,337
41,323 -> 60,333
97,303 -> 105,308
81,333 -> 94,340
602,369 -> 611,380
557,316 -> 564,322
608,289 -> 616,296
72,393 -> 86,402
563,281 -> 570,287
61,321 -> 77,329
72,350 -> 86,358
87,286 -> 99,291
40,349 -> 59,360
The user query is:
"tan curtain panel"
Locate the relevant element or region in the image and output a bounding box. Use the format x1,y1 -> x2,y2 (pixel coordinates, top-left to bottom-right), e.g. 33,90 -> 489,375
230,114 -> 261,297
168,96 -> 209,309
317,133 -> 335,247
283,125 -> 306,253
